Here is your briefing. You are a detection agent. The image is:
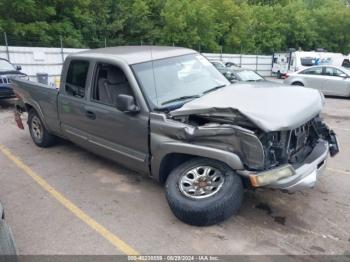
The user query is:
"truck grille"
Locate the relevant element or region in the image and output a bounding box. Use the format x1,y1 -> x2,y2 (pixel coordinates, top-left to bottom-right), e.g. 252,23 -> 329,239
289,123 -> 310,153
0,76 -> 10,84
260,119 -> 318,169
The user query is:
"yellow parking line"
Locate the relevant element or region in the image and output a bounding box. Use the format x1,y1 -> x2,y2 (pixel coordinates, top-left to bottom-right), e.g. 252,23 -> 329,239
0,144 -> 139,255
327,167 -> 350,175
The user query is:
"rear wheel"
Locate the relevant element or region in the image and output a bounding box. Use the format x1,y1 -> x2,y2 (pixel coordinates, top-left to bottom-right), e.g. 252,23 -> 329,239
277,71 -> 282,79
292,81 -> 304,86
28,110 -> 57,147
165,158 -> 243,226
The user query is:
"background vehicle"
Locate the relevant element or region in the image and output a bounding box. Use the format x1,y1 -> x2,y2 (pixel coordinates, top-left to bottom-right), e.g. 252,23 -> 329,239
11,46 -> 338,226
0,202 -> 17,255
272,52 -> 290,79
0,58 -> 28,99
226,68 -> 267,83
289,51 -> 345,73
284,65 -> 350,97
211,62 -> 267,83
211,60 -> 240,69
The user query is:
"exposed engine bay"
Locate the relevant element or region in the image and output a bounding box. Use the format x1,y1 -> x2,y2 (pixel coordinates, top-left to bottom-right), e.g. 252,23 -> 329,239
171,113 -> 339,171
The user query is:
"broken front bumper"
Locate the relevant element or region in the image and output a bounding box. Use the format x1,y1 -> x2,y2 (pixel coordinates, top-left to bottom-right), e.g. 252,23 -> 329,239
240,138 -> 338,192
268,140 -> 329,191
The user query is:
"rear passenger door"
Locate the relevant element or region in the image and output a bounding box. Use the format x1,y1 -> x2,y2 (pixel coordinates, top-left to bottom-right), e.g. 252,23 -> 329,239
84,62 -> 149,173
299,67 -> 324,91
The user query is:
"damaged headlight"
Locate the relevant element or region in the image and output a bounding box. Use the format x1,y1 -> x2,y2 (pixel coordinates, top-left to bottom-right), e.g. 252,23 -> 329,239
249,164 -> 295,187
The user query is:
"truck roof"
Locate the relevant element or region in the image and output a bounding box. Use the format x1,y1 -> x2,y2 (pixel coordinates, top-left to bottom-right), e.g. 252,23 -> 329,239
71,46 -> 197,65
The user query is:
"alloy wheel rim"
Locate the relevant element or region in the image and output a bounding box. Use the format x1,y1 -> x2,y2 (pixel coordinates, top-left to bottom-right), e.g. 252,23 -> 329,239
178,166 -> 225,199
31,116 -> 43,141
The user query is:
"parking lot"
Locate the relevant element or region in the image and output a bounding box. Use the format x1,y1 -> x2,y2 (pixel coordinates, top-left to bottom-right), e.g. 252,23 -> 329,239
0,96 -> 349,255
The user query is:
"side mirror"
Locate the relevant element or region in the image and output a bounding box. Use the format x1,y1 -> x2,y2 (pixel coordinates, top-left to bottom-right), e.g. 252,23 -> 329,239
16,65 -> 22,71
339,73 -> 348,78
116,94 -> 140,113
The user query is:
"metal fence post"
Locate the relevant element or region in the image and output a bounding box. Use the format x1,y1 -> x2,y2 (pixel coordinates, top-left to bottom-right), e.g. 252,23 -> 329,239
239,44 -> 242,67
104,37 -> 107,48
220,46 -> 223,61
60,36 -> 64,64
4,32 -> 10,62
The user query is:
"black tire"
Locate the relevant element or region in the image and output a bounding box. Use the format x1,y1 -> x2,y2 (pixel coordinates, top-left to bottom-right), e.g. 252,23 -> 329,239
277,71 -> 282,79
28,109 -> 57,147
292,81 -> 304,86
0,220 -> 17,255
165,158 -> 243,226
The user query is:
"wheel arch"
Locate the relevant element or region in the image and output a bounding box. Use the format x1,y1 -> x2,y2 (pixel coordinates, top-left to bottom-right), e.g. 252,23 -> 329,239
291,80 -> 304,86
23,100 -> 50,130
152,143 -> 244,184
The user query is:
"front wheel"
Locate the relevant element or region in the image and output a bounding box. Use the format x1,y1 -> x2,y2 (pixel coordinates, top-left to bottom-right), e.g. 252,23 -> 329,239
28,110 -> 57,147
165,158 -> 243,226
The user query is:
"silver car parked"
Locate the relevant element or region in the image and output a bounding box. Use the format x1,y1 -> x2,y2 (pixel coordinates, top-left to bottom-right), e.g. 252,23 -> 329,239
284,65 -> 350,97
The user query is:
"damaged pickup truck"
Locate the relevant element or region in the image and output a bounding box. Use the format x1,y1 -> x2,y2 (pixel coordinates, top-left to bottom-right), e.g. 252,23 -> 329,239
11,46 -> 339,226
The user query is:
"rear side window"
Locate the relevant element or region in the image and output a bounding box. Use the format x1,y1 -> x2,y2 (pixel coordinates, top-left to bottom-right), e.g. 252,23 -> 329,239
300,57 -> 316,66
342,59 -> 350,68
300,67 -> 322,75
65,60 -> 89,98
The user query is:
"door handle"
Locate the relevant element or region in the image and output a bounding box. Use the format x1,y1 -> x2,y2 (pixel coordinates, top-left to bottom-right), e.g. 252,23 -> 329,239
85,111 -> 96,120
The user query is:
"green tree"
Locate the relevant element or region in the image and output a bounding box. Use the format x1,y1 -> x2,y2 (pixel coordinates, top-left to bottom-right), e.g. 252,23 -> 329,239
312,0 -> 350,53
0,0 -> 349,54
160,0 -> 218,51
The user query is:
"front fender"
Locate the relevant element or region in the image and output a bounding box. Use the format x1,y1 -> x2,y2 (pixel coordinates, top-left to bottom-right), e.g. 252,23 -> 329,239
151,140 -> 244,182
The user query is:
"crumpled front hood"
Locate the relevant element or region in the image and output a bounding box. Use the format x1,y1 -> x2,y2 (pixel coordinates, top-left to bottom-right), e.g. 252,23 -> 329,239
170,83 -> 324,132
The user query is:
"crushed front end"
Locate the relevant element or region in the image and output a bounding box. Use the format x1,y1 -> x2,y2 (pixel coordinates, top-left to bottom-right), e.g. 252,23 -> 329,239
242,116 -> 339,191
170,110 -> 339,192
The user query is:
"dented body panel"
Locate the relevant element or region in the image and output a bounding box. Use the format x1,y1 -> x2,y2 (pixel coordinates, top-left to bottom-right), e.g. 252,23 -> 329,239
171,83 -> 324,132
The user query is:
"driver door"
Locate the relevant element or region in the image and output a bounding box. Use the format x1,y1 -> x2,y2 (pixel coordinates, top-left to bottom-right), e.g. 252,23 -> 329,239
85,62 -> 149,173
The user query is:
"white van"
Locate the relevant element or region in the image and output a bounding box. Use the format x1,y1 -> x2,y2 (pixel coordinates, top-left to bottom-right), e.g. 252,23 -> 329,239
271,52 -> 290,78
289,51 -> 345,72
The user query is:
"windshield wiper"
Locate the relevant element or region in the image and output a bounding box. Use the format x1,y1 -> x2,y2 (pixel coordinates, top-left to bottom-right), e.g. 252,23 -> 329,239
203,84 -> 227,94
161,95 -> 200,106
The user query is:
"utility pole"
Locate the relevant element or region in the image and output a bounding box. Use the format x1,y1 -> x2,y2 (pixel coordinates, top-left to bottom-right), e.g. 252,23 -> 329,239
60,36 -> 64,63
4,32 -> 10,62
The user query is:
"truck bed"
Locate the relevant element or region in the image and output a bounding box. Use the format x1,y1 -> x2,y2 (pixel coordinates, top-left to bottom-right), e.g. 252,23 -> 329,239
11,79 -> 61,135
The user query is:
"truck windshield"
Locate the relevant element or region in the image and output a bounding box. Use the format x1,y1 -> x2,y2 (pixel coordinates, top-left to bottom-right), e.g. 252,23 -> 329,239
0,59 -> 16,72
132,54 -> 229,109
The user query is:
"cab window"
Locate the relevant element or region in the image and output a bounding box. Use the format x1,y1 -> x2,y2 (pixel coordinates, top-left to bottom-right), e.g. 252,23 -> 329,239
65,60 -> 89,98
92,63 -> 133,106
